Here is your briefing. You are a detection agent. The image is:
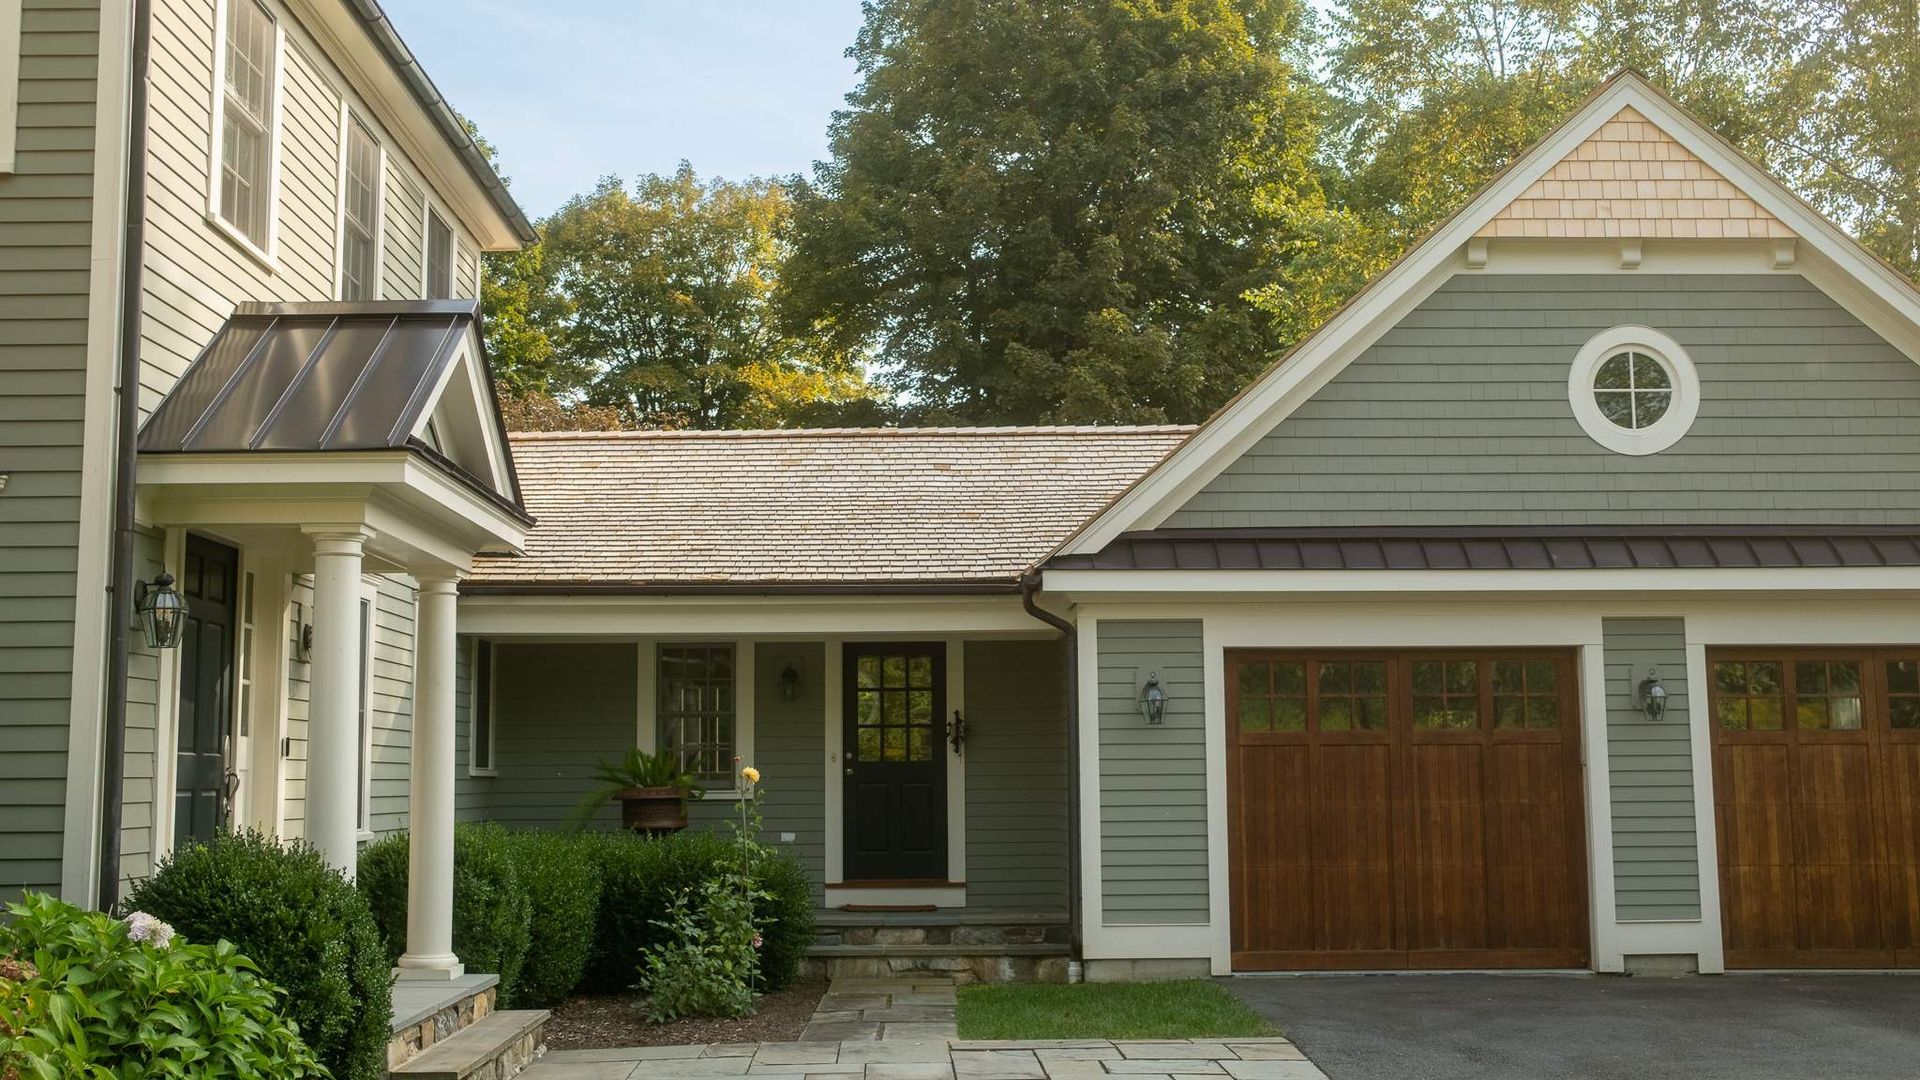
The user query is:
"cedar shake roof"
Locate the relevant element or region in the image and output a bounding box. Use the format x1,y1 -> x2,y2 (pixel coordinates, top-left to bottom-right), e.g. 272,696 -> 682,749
466,426 -> 1193,592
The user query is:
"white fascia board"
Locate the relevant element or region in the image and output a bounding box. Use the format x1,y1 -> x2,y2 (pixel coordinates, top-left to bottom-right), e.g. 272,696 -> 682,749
1042,566 -> 1920,597
1056,74 -> 1920,556
455,594 -> 1050,638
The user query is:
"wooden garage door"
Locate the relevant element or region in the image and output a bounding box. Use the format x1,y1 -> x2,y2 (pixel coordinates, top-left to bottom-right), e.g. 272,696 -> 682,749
1710,649 -> 1920,968
1227,650 -> 1589,970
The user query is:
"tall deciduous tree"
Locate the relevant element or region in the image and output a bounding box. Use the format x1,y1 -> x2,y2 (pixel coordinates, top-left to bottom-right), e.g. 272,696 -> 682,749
782,0 -> 1332,424
493,166 -> 879,429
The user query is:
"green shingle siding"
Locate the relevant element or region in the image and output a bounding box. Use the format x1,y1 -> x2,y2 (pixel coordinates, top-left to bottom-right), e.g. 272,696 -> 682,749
1602,617 -> 1701,921
747,644 -> 825,902
0,0 -> 100,900
1096,620 -> 1208,924
965,639 -> 1069,911
1168,274 -> 1920,528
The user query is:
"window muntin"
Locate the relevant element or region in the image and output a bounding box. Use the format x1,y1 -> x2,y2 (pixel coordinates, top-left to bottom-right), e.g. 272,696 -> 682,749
340,116 -> 381,300
218,0 -> 276,247
659,644 -> 735,781
426,208 -> 454,299
1592,350 -> 1673,430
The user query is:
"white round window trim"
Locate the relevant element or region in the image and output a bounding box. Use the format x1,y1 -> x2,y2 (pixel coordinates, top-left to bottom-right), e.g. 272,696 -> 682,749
1567,326 -> 1700,456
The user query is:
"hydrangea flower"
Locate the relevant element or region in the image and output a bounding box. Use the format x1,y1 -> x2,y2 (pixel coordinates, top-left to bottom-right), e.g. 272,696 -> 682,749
125,911 -> 175,949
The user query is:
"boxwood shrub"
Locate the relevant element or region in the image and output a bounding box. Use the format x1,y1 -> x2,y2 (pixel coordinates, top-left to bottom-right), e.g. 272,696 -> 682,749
582,829 -> 815,994
505,829 -> 602,1007
123,829 -> 388,1080
357,822 -> 532,1007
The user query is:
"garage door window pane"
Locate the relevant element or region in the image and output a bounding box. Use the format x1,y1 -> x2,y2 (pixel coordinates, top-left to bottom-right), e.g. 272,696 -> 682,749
1492,660 -> 1559,730
1713,660 -> 1784,731
1235,661 -> 1305,732
1413,660 -> 1480,729
1795,660 -> 1863,730
1318,660 -> 1387,731
1888,659 -> 1920,728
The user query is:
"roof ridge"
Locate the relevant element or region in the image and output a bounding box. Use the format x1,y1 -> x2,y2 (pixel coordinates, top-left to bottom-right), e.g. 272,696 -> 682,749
507,425 -> 1199,441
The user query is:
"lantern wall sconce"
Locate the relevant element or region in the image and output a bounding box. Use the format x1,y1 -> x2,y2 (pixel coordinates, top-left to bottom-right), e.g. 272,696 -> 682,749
1139,670 -> 1168,725
778,658 -> 803,702
135,572 -> 188,650
1636,667 -> 1668,721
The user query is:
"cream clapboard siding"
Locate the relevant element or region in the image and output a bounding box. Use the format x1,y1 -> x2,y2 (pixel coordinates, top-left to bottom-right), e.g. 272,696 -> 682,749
365,577 -> 416,838
0,0 -> 100,900
281,575 -> 311,838
381,160 -> 425,299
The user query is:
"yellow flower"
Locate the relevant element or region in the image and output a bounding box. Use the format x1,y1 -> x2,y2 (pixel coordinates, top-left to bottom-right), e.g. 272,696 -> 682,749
740,766 -> 761,785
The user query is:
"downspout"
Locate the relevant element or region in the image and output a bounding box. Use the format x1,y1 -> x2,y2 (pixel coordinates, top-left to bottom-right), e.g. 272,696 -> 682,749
97,0 -> 153,912
1020,571 -> 1082,976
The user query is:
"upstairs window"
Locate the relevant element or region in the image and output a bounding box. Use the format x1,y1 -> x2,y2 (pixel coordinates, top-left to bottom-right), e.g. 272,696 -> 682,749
1568,326 -> 1700,456
339,115 -> 381,300
425,208 -> 454,299
217,0 -> 277,249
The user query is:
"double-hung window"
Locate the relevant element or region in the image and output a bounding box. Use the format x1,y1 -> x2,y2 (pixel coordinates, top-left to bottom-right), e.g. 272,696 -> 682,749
425,208 -> 454,299
217,0 -> 277,249
658,645 -> 736,783
339,115 -> 381,300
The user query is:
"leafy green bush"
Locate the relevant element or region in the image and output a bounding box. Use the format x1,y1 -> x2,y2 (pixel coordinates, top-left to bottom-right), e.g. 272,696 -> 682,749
505,830 -> 602,1007
0,893 -> 325,1079
122,829 -> 387,1080
754,848 -> 816,991
356,822 -> 532,1007
639,875 -> 763,1020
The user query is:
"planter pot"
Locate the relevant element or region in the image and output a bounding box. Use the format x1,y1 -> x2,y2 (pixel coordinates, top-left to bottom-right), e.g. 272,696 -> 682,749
616,786 -> 688,834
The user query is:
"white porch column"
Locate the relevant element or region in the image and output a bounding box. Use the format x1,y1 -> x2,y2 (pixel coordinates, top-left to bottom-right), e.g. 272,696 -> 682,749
305,529 -> 370,877
398,576 -> 463,979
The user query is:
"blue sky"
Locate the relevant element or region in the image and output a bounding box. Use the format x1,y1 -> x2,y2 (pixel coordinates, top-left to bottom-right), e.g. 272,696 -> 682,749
383,1 -> 866,220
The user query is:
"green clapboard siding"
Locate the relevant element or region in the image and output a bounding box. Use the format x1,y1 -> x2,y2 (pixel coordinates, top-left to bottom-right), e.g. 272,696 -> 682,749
0,0 -> 101,900
1602,618 -> 1700,920
453,636 -> 494,822
1168,274 -> 1920,527
490,643 -> 636,829
726,644 -> 826,901
1096,620 -> 1208,924
965,639 -> 1069,911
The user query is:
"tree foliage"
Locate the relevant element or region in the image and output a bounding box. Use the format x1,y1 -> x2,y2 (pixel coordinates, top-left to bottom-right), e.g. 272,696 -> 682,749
780,0 -> 1331,425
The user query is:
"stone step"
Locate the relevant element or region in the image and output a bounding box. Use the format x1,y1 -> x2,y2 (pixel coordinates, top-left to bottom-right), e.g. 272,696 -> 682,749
812,920 -> 1072,948
804,942 -> 1072,985
388,1009 -> 548,1080
809,942 -> 1069,958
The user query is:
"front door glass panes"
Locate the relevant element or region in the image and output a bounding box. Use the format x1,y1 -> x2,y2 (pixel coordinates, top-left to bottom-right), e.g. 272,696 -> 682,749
1412,659 -> 1481,729
854,649 -> 938,762
1593,350 -> 1673,430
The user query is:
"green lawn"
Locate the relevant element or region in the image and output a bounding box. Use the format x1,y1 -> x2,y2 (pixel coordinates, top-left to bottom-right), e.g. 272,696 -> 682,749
955,980 -> 1280,1040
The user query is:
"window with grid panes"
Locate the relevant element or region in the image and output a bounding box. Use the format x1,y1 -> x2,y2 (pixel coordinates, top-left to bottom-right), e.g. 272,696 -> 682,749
340,115 -> 380,300
852,651 -> 938,763
659,645 -> 735,782
219,0 -> 276,246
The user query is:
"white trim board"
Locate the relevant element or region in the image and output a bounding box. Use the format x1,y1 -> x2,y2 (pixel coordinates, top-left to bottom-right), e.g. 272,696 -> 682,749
1055,72 -> 1920,557
0,0 -> 21,174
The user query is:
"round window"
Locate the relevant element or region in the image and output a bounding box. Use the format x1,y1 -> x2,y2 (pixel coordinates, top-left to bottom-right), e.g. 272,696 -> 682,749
1567,327 -> 1699,455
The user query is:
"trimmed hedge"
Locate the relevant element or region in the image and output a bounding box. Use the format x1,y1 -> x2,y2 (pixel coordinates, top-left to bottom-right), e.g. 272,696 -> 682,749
505,830 -> 602,1007
357,822 -> 532,1007
582,829 -> 814,994
124,830 -> 389,1080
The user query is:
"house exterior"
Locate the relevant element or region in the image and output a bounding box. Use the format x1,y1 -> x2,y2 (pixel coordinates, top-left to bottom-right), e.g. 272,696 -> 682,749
1,0 -> 535,983
7,25 -> 1920,991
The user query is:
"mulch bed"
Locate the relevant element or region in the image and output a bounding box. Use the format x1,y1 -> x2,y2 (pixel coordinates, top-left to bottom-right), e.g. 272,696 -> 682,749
541,979 -> 828,1049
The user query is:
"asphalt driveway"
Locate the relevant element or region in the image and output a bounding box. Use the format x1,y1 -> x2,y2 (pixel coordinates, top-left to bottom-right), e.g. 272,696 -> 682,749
1224,972 -> 1920,1080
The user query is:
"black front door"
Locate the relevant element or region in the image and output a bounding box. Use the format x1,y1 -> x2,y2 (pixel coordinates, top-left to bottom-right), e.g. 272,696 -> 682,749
175,535 -> 238,847
843,642 -> 947,880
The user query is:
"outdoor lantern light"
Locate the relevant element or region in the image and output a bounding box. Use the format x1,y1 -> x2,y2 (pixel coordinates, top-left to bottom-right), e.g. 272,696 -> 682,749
1139,671 -> 1168,724
779,661 -> 802,702
136,572 -> 188,650
1637,667 -> 1668,721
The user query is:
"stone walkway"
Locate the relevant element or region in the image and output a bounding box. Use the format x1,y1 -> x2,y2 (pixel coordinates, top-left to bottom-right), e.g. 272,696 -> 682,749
521,976 -> 1328,1079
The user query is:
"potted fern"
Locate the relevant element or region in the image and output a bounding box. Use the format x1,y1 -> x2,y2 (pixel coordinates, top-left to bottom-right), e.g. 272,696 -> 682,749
571,747 -> 706,834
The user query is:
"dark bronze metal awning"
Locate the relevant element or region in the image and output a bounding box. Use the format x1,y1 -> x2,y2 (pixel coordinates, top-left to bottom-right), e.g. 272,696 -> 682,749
1045,526 -> 1920,572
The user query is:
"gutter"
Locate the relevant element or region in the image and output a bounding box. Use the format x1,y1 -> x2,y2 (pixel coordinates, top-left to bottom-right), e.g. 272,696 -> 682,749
1019,572 -> 1082,974
98,0 -> 153,911
342,0 -> 537,244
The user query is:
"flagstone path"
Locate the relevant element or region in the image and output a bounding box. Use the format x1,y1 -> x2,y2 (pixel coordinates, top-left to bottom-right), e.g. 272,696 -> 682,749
519,976 -> 1328,1079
